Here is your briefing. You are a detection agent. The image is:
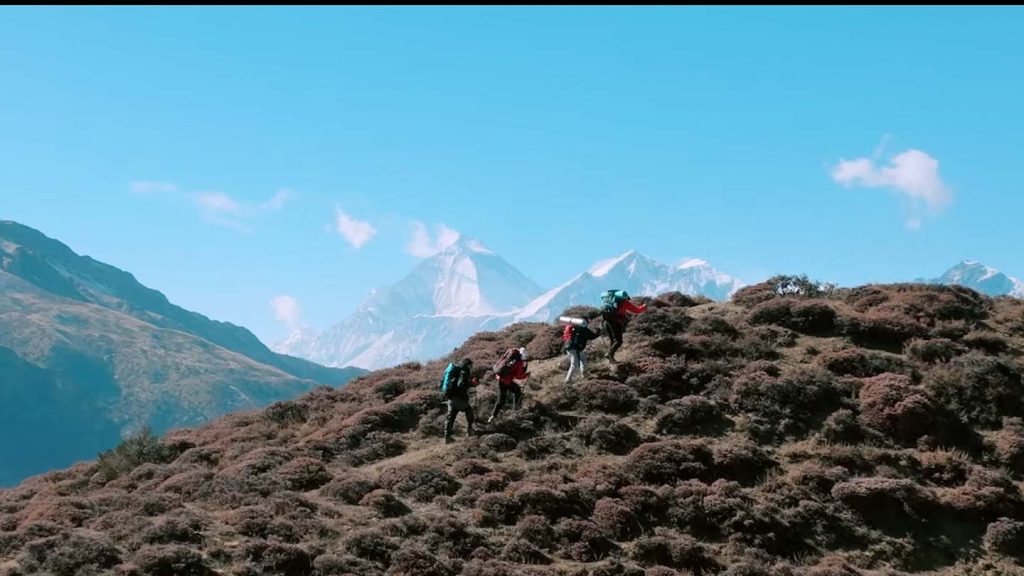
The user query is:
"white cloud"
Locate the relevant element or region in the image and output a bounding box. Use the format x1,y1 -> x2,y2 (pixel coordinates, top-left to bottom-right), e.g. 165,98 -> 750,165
270,295 -> 302,330
131,180 -> 300,231
261,188 -> 295,212
831,147 -> 952,230
334,208 -> 377,248
407,221 -> 460,258
130,181 -> 179,194
195,191 -> 242,214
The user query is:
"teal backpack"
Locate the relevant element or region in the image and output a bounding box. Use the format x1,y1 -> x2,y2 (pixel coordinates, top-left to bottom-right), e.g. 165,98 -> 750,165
600,290 -> 630,314
440,362 -> 462,396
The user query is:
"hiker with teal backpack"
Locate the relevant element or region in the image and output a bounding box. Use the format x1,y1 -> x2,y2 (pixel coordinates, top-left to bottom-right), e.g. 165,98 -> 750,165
599,290 -> 647,363
440,358 -> 478,444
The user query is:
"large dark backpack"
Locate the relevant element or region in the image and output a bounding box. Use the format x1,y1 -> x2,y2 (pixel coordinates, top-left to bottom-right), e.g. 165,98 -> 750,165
440,362 -> 463,396
492,348 -> 521,377
600,289 -> 630,315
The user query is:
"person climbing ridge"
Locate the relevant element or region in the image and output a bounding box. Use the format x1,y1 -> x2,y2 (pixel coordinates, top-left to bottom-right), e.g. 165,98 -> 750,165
599,289 -> 647,363
439,358 -> 478,444
487,347 -> 529,423
560,317 -> 601,383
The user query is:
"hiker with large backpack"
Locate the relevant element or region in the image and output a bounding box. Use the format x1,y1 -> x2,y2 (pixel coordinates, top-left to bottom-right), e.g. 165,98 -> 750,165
560,317 -> 601,383
440,358 -> 479,444
599,289 -> 647,363
487,347 -> 529,423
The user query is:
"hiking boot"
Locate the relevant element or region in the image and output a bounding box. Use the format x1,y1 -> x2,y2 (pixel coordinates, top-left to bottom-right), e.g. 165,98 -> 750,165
444,436 -> 453,445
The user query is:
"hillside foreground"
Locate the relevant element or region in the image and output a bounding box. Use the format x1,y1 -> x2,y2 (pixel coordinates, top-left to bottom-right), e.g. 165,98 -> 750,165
2,278 -> 1024,575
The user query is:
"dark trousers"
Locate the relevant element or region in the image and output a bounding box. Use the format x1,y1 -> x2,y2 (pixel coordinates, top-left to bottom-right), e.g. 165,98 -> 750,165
490,383 -> 522,419
445,395 -> 474,440
605,317 -> 624,358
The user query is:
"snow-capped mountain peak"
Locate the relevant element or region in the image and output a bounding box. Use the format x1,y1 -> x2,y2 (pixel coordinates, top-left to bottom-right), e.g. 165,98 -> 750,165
274,242 -> 746,370
935,260 -> 1024,298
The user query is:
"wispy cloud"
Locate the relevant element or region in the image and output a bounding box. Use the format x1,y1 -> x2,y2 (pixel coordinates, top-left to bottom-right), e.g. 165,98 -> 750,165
261,188 -> 295,212
270,295 -> 303,331
831,146 -> 952,230
407,221 -> 460,258
131,180 -> 297,231
334,208 -> 378,248
130,181 -> 179,194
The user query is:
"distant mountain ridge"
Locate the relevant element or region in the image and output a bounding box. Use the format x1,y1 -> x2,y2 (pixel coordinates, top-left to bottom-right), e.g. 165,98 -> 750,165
274,241 -> 746,370
0,220 -> 364,486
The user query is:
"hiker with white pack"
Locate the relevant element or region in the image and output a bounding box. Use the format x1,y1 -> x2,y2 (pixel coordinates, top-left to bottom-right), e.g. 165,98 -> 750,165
559,316 -> 601,383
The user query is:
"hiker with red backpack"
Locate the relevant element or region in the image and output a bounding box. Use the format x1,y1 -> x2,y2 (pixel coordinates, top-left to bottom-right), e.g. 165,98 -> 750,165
600,290 -> 647,363
487,347 -> 529,423
439,358 -> 478,444
560,317 -> 601,383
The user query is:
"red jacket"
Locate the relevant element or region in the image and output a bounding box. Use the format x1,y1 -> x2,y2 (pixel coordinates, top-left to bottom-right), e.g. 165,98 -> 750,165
496,359 -> 528,386
612,299 -> 647,321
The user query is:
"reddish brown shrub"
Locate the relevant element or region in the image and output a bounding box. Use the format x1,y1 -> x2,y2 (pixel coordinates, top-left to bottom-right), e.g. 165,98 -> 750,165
830,477 -> 932,519
655,396 -> 728,436
475,492 -> 522,526
527,325 -> 566,361
512,483 -> 593,521
344,528 -> 398,564
710,437 -> 777,485
655,292 -> 711,308
20,529 -> 121,576
379,464 -> 461,503
730,367 -> 850,441
265,400 -> 308,425
132,544 -> 211,576
818,348 -> 910,378
359,490 -> 411,518
574,416 -> 640,455
627,440 -> 712,485
320,474 -> 378,505
983,517 -> 1024,560
842,309 -> 928,352
244,541 -> 313,576
555,518 -> 618,562
313,553 -> 383,576
992,421 -> 1024,476
631,307 -> 692,340
576,380 -> 639,415
500,539 -> 552,565
819,409 -> 866,444
905,338 -> 968,364
515,515 -> 554,550
140,516 -> 203,545
592,498 -> 641,541
630,534 -> 718,572
345,431 -> 408,466
276,457 -> 331,491
386,544 -> 455,576
858,373 -> 937,444
925,355 -> 1024,428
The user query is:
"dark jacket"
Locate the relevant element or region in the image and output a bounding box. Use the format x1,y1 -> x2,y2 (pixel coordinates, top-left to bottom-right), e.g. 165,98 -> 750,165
445,366 -> 478,399
566,325 -> 601,352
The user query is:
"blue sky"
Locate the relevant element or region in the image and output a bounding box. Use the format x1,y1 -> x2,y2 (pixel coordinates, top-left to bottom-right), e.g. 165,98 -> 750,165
2,6 -> 1023,344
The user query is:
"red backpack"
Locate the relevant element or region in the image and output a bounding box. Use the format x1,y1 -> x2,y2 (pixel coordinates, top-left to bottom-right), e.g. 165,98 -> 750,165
562,324 -> 574,342
492,347 -> 521,377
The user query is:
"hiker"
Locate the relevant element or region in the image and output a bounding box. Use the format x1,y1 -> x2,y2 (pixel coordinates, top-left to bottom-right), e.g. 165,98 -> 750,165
487,347 -> 529,423
563,319 -> 601,383
440,358 -> 478,444
600,290 -> 647,363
